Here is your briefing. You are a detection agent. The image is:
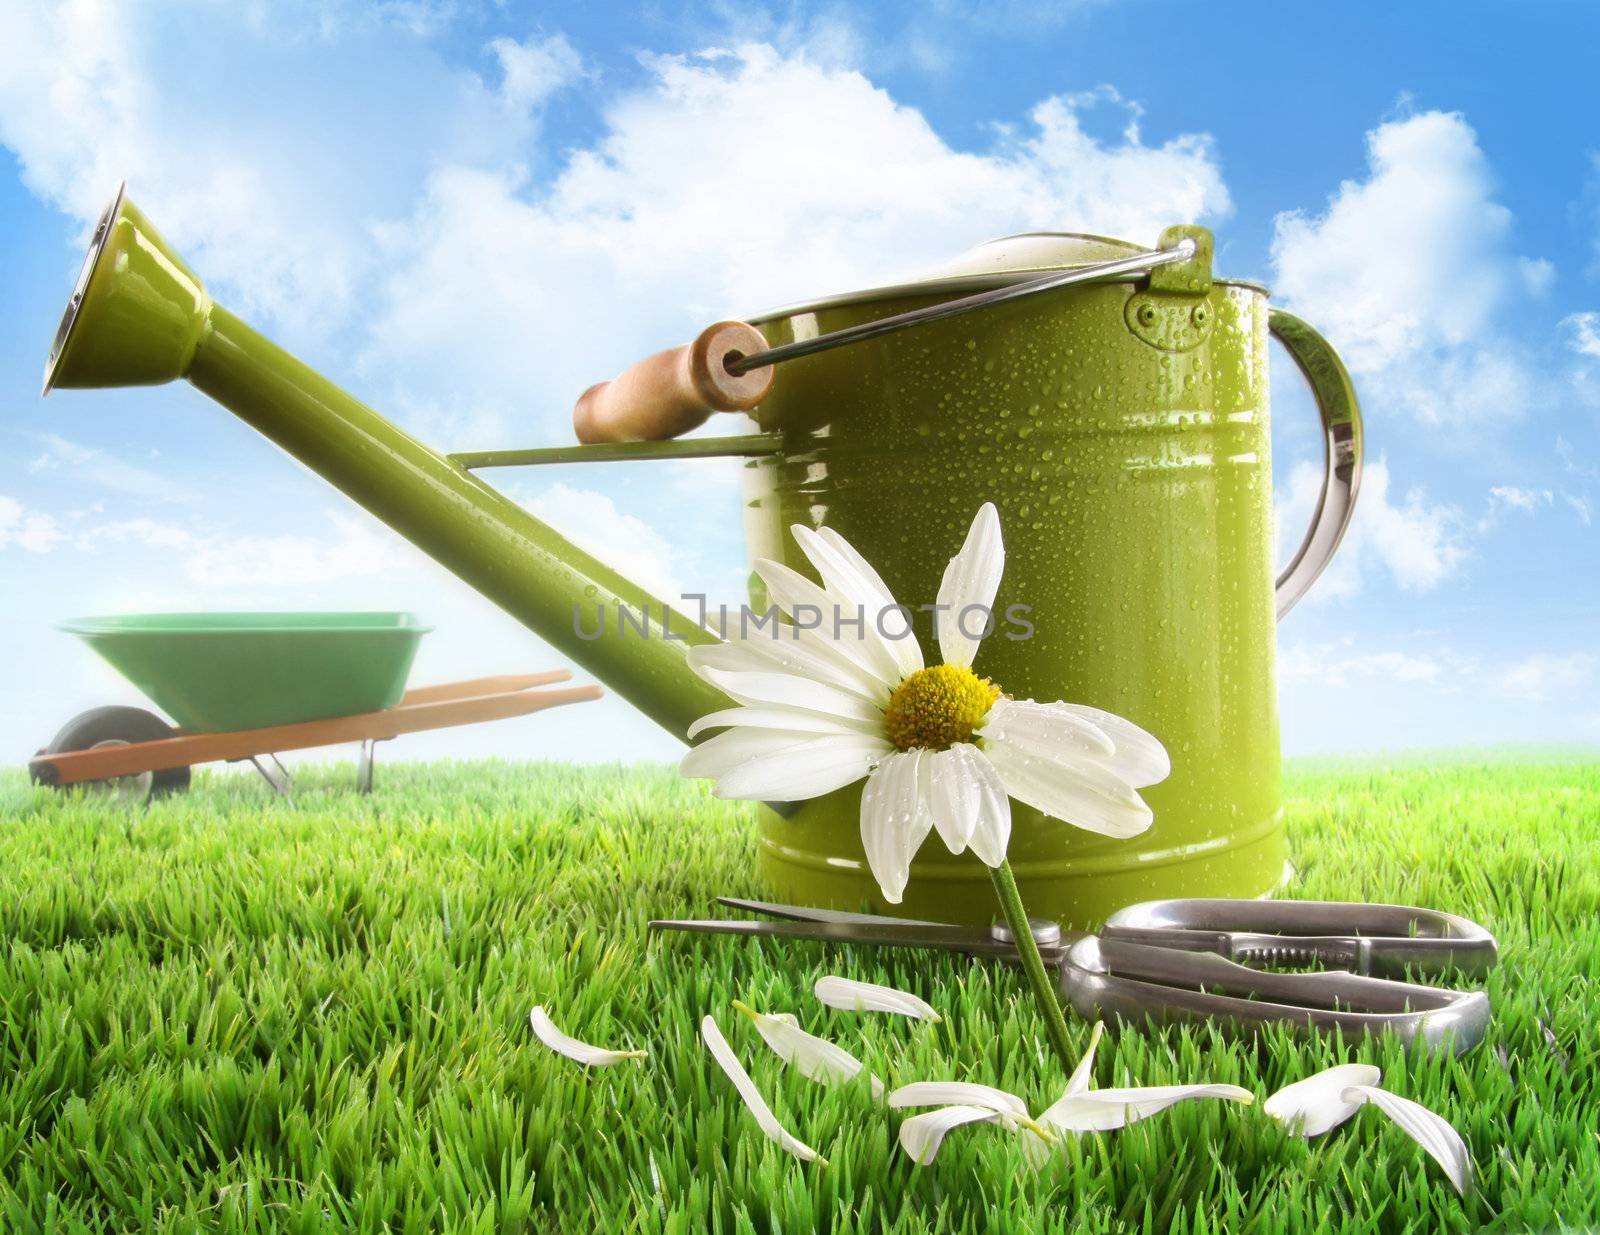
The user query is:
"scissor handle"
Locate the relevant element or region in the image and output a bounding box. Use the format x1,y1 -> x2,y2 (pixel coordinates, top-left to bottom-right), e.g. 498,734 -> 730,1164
1060,937 -> 1492,1056
1098,898 -> 1498,981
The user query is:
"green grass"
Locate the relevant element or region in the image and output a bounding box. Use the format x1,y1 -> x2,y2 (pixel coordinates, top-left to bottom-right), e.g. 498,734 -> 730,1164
0,758 -> 1594,1234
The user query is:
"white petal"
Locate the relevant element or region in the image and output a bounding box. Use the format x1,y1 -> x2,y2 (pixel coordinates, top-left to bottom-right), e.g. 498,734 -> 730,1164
1064,1021 -> 1105,1099
1343,1085 -> 1473,1197
1040,1083 -> 1254,1132
686,705 -> 881,741
528,1006 -> 646,1067
792,524 -> 924,680
981,737 -> 1154,839
679,727 -> 816,780
713,733 -> 891,801
858,751 -> 934,903
898,1105 -> 1001,1165
733,1001 -> 885,1100
1263,1064 -> 1382,1138
959,745 -> 1013,867
814,975 -> 940,1021
688,636 -> 889,704
816,526 -> 902,614
925,745 -> 979,855
700,1014 -> 827,1166
935,503 -> 1004,669
888,1081 -> 1030,1122
1054,702 -> 1171,788
754,558 -> 903,688
980,698 -> 1115,762
1025,1021 -> 1106,1164
697,666 -> 886,726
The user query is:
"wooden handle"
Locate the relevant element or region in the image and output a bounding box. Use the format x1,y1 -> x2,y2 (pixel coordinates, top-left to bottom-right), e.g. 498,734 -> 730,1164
573,320 -> 775,443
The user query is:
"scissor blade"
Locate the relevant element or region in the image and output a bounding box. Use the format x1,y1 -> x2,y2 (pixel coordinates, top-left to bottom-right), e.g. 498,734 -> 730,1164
649,916 -> 1019,957
713,897 -> 948,928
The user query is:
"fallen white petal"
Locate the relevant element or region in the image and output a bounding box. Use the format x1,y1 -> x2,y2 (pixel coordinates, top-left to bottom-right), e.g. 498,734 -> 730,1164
898,1104 -> 1002,1165
888,1080 -> 1030,1123
1344,1084 -> 1473,1196
814,975 -> 941,1021
1263,1064 -> 1382,1138
1040,1083 -> 1255,1132
1022,1022 -> 1107,1166
733,1000 -> 885,1099
700,1014 -> 827,1166
528,1006 -> 646,1067
1064,1021 -> 1105,1098
935,503 -> 1005,670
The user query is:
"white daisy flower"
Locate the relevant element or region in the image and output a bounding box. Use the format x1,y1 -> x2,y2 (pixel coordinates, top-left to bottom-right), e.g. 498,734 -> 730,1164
680,503 -> 1170,903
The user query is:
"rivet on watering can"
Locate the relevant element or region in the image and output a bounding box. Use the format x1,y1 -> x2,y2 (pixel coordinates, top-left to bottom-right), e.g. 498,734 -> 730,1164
1136,303 -> 1159,327
1192,303 -> 1212,326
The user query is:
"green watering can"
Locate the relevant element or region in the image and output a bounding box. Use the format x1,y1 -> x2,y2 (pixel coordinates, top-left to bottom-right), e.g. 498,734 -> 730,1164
42,184 -> 1362,928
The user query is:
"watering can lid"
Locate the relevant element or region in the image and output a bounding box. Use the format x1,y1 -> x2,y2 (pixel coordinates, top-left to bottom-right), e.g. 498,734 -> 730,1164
747,230 -> 1262,323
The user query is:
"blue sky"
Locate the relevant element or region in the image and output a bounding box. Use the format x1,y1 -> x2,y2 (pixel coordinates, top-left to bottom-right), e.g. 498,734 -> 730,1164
2,0 -> 1598,765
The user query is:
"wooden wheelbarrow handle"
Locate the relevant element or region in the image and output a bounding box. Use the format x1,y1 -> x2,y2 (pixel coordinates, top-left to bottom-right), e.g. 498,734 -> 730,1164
573,321 -> 774,443
30,672 -> 603,785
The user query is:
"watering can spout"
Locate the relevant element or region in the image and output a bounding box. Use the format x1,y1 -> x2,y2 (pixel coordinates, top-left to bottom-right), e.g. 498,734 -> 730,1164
44,183 -> 212,395
42,184 -> 727,740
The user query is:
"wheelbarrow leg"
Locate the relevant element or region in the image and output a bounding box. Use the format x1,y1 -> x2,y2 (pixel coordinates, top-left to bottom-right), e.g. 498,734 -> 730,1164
250,754 -> 293,797
356,739 -> 377,794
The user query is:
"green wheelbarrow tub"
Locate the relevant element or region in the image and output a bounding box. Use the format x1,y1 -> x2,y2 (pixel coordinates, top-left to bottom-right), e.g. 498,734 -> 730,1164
59,612 -> 432,732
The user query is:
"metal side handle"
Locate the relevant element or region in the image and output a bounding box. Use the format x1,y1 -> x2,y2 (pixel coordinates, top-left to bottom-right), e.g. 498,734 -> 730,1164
1270,310 -> 1365,619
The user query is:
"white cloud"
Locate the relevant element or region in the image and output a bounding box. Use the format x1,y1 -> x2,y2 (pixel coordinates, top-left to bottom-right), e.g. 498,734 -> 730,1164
489,33 -> 584,113
1278,642 -> 1448,687
1280,640 -> 1600,706
363,43 -> 1230,432
1277,458 -> 1468,599
25,433 -> 189,503
0,495 -> 64,552
1563,311 -> 1600,357
0,0 -> 564,332
1486,485 -> 1552,514
1564,492 -> 1592,525
1270,110 -> 1542,423
1500,652 -> 1598,701
0,496 -> 413,587
1478,484 -> 1554,532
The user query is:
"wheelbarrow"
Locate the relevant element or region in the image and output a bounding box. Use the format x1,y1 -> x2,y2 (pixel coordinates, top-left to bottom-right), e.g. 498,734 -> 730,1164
27,611 -> 602,802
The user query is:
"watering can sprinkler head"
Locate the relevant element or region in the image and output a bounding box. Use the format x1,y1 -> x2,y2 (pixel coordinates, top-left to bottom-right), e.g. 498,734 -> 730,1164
43,182 -> 212,396
39,182 -> 727,741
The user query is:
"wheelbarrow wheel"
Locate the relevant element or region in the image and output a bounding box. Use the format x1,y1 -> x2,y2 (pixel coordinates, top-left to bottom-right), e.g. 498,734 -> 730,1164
36,705 -> 192,802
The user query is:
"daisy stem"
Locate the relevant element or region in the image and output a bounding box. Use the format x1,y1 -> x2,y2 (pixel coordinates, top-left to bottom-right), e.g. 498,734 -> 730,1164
988,859 -> 1077,1076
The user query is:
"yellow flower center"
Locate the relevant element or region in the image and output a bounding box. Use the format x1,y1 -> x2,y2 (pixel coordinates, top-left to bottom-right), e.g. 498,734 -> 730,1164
883,664 -> 1001,752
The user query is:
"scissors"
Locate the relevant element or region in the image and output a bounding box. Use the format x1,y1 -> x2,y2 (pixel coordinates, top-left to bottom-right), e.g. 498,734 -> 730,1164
651,897 -> 1499,1056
